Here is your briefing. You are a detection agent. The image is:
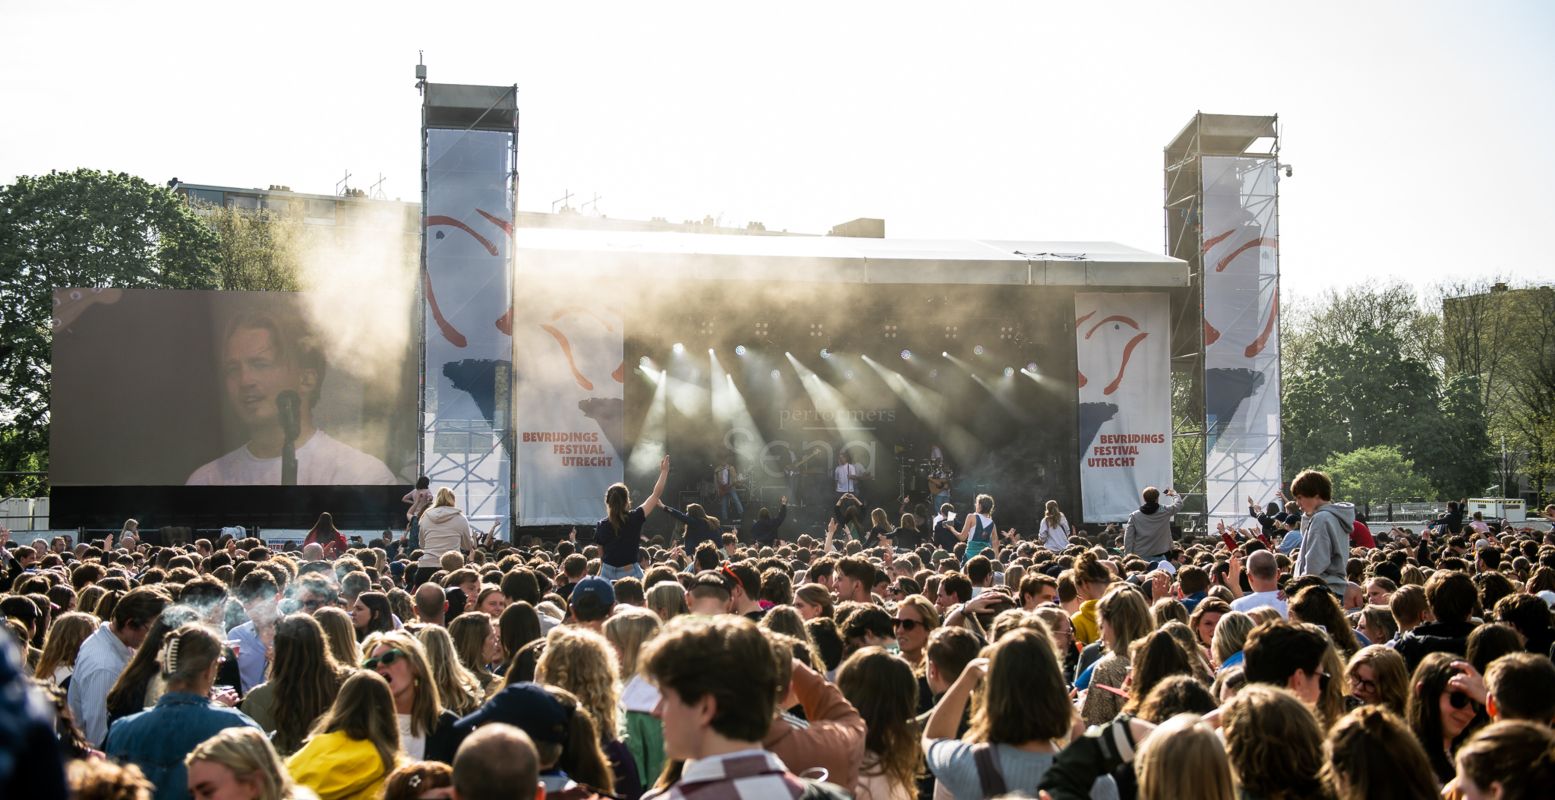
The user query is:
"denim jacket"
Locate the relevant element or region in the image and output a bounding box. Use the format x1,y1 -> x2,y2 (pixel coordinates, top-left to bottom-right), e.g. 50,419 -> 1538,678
104,691 -> 260,800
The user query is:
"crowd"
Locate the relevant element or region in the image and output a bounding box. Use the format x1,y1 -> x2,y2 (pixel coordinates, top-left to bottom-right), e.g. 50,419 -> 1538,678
4,462 -> 1555,800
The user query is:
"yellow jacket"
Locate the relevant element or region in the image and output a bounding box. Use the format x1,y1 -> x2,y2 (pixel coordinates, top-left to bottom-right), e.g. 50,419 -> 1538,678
1071,599 -> 1101,647
285,731 -> 395,800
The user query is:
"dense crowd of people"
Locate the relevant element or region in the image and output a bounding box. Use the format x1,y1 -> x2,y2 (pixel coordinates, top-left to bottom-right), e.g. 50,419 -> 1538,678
5,462 -> 1555,800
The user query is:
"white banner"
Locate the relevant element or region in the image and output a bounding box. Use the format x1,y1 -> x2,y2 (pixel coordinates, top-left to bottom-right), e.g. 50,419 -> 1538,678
422,128 -> 515,533
1202,156 -> 1282,521
1075,293 -> 1173,522
514,281 -> 625,525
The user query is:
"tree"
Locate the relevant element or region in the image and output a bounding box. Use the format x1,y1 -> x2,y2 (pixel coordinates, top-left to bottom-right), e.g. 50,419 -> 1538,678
1318,445 -> 1432,512
0,169 -> 219,495
1282,282 -> 1493,499
203,202 -> 306,292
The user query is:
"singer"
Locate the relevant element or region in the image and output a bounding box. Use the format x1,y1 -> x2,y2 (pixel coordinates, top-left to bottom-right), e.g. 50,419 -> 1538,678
185,311 -> 396,486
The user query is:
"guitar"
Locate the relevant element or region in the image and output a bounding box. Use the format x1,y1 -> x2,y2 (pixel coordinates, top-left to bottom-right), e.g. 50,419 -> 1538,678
783,448 -> 826,477
715,464 -> 739,497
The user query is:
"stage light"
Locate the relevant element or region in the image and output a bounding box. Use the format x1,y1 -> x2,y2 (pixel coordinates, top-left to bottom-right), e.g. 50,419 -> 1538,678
942,351 -> 949,358
1026,362 -> 1038,373
845,369 -> 855,380
672,342 -> 685,355
735,345 -> 748,357
974,345 -> 986,356
929,369 -> 939,379
771,369 -> 781,380
784,351 -> 792,357
639,356 -> 651,368
708,347 -> 716,355
1004,367 -> 1015,378
900,349 -> 912,360
820,348 -> 832,359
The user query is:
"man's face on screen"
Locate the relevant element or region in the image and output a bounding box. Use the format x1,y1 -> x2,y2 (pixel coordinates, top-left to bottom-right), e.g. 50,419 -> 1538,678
223,326 -> 300,429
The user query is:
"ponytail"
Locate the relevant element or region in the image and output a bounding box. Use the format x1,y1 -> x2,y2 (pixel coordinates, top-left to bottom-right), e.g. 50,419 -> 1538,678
605,483 -> 631,534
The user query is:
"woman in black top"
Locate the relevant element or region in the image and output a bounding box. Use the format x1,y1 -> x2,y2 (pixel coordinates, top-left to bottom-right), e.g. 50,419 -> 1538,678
665,502 -> 720,554
595,455 -> 670,580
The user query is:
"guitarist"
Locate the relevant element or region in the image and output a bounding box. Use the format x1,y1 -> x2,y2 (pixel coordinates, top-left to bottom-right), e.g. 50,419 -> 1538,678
715,457 -> 744,525
781,445 -> 823,508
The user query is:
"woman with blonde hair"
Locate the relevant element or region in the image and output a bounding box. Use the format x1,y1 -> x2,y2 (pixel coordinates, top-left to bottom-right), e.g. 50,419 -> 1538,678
1209,610 -> 1255,672
1344,644 -> 1410,716
185,727 -> 309,800
535,625 -> 640,797
360,630 -> 459,761
36,611 -> 99,689
644,581 -> 688,622
415,625 -> 484,715
241,614 -> 351,755
1081,585 -> 1152,725
1135,714 -> 1234,800
838,647 -> 922,800
449,612 -> 503,694
286,670 -> 401,800
893,594 -> 940,669
604,606 -> 665,788
1323,705 -> 1439,800
313,607 -> 360,667
792,582 -> 835,621
412,487 -> 473,588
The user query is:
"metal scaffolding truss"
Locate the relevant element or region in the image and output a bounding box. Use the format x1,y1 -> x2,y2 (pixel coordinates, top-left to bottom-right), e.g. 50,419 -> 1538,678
1163,113 -> 1281,530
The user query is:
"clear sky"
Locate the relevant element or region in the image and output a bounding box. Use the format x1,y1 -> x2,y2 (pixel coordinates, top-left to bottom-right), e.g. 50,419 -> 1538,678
4,1 -> 1552,294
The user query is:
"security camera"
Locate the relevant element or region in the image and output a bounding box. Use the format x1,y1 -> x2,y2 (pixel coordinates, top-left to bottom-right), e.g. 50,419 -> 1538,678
1277,163 -> 1293,178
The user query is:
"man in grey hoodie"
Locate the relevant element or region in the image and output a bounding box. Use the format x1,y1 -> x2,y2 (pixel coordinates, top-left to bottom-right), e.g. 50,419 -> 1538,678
1123,486 -> 1180,562
1290,469 -> 1353,598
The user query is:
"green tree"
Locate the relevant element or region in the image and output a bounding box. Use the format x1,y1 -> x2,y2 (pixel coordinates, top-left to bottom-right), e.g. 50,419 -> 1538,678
0,169 -> 219,495
203,202 -> 306,292
1318,445 -> 1432,511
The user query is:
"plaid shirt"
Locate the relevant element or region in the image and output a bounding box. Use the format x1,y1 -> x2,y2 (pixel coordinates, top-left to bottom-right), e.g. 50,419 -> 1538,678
643,749 -> 810,800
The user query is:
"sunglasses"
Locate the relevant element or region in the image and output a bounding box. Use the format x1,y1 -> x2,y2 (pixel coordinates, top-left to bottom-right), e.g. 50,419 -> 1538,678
363,648 -> 406,671
892,618 -> 924,631
1448,690 -> 1478,710
1314,669 -> 1331,695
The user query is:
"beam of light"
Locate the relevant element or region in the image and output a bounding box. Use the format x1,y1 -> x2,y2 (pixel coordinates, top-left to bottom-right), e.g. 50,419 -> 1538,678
710,350 -> 767,467
785,352 -> 880,455
860,357 -> 980,467
627,365 -> 671,475
969,370 -> 1030,423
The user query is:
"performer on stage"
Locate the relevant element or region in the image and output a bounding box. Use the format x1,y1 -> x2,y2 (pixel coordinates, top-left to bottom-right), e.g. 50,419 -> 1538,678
714,457 -> 744,525
926,444 -> 952,511
834,451 -> 865,506
186,311 -> 395,486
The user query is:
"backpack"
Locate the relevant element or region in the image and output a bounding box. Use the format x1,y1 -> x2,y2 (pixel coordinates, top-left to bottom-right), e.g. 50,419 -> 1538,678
972,743 -> 1009,797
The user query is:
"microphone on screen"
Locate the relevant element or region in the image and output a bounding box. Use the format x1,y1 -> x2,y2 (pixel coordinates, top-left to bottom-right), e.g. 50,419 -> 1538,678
278,390 -> 301,486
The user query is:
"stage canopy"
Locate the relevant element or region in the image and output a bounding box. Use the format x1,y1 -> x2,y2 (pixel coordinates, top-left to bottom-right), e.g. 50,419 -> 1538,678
514,229 -> 1190,288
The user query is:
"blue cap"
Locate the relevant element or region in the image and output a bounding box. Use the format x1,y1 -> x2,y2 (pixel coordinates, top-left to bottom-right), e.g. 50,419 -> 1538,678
457,682 -> 570,744
570,576 -> 615,611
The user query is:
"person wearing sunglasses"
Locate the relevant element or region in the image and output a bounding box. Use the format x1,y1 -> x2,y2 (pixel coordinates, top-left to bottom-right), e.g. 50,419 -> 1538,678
892,595 -> 939,670
360,631 -> 461,763
1408,651 -> 1489,785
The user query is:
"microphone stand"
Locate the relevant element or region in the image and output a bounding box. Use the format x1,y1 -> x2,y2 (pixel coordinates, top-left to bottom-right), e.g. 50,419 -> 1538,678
281,436 -> 297,486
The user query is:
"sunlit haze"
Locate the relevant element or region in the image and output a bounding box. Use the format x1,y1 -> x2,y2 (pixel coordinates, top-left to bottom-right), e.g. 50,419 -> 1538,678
4,0 -> 1552,294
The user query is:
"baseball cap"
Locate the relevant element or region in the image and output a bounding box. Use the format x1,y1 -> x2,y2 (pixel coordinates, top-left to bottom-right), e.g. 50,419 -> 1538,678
570,576 -> 615,617
456,681 -> 571,745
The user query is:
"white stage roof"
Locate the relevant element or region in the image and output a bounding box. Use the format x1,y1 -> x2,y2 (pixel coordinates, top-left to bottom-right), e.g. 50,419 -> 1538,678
514,229 -> 1189,288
